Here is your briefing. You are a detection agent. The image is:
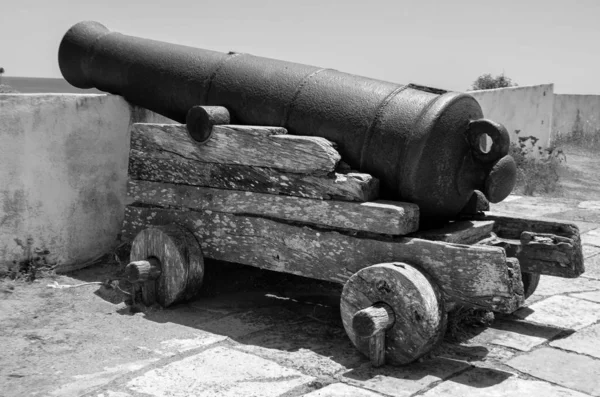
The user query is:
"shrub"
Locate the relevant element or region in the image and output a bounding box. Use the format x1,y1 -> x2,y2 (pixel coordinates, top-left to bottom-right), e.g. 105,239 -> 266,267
553,129 -> 600,152
470,73 -> 517,91
0,84 -> 19,93
510,130 -> 565,196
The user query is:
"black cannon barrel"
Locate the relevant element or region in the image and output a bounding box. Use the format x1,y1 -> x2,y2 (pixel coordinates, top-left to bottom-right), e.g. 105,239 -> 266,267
58,21 -> 516,218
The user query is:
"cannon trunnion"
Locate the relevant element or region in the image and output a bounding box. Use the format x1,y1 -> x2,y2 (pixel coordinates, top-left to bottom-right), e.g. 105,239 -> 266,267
59,21 -> 517,219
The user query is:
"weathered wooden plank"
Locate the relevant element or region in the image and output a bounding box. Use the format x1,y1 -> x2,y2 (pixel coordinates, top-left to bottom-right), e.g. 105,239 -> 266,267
483,212 -> 582,239
129,149 -> 379,201
127,180 -> 418,235
121,206 -> 524,313
131,123 -> 341,174
478,231 -> 584,278
479,213 -> 584,278
412,220 -> 495,245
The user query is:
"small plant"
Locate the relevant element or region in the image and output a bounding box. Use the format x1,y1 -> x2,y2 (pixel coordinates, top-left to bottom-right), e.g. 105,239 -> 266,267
0,84 -> 19,93
510,130 -> 565,196
470,73 -> 517,91
553,126 -> 600,153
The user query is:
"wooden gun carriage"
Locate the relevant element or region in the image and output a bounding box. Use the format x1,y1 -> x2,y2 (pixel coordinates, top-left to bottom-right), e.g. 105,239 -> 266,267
119,119 -> 584,367
57,19 -> 583,367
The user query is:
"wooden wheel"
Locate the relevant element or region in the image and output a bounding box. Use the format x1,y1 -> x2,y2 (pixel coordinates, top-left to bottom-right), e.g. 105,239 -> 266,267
340,263 -> 446,366
126,224 -> 204,307
522,272 -> 541,300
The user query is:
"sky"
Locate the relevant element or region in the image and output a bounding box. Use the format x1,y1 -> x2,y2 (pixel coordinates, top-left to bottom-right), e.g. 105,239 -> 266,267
1,0 -> 599,94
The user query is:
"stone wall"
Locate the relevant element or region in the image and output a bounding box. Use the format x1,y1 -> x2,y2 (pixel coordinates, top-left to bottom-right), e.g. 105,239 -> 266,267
468,84 -> 555,151
552,94 -> 600,140
0,94 -> 173,273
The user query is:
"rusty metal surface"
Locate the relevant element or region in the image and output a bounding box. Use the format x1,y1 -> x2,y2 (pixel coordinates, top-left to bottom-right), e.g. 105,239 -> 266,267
58,21 -> 516,218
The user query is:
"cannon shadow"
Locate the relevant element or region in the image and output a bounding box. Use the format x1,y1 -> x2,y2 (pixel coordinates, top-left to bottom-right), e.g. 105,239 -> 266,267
69,259 -> 503,385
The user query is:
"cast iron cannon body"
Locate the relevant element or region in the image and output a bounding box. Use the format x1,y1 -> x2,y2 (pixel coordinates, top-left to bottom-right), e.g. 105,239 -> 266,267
58,21 -> 516,218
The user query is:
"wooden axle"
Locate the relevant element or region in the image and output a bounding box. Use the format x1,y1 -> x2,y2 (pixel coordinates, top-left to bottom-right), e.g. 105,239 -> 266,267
124,257 -> 162,283
353,303 -> 395,338
352,303 -> 396,367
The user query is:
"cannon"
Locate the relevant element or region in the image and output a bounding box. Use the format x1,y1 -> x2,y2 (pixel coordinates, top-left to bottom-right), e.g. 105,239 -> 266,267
57,22 -> 584,366
58,21 -> 517,219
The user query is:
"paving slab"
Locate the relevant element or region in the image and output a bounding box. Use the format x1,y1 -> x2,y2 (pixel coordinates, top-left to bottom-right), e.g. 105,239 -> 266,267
500,195 -> 523,202
506,347 -> 600,396
570,290 -> 600,303
233,321 -> 365,378
530,275 -> 600,296
421,366 -> 590,397
110,345 -> 315,397
436,342 -> 517,372
338,358 -> 470,397
550,323 -> 600,359
0,280 -> 231,397
196,306 -> 302,339
583,228 -> 600,247
513,295 -> 600,330
468,319 -> 562,351
583,253 -> 600,280
544,209 -> 600,225
579,201 -> 600,210
584,245 -> 600,258
302,383 -> 385,396
49,358 -> 160,397
153,334 -> 229,356
521,294 -> 547,307
96,392 -> 132,397
490,196 -> 576,218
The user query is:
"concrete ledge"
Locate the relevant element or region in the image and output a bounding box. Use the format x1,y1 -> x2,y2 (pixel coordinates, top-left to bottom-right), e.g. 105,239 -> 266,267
0,94 -> 173,273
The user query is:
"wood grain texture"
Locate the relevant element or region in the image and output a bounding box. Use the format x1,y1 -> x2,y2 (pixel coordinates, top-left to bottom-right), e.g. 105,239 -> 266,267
129,149 -> 379,202
127,180 -> 418,235
125,259 -> 161,282
352,303 -> 395,337
483,212 -> 582,239
412,220 -> 495,245
478,213 -> 584,278
129,224 -> 204,307
121,206 -> 524,313
341,263 -> 446,365
131,123 -> 340,174
370,332 -> 386,367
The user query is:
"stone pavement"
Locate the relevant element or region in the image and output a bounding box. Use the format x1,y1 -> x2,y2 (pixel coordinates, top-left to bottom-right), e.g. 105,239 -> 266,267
7,195 -> 600,397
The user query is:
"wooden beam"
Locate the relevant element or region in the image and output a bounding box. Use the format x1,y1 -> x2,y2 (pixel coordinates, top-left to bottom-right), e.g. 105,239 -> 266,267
479,213 -> 584,278
412,220 -> 495,245
127,180 -> 418,236
478,232 -> 584,278
129,149 -> 379,202
121,206 -> 524,313
131,123 -> 341,175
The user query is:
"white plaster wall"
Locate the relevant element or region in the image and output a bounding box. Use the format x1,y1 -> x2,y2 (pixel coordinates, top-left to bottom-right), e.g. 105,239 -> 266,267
552,94 -> 600,140
0,94 -> 173,273
468,84 -> 555,151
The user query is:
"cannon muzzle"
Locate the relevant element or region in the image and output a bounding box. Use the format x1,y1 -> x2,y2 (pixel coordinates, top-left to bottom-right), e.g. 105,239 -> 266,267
58,21 -> 516,218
